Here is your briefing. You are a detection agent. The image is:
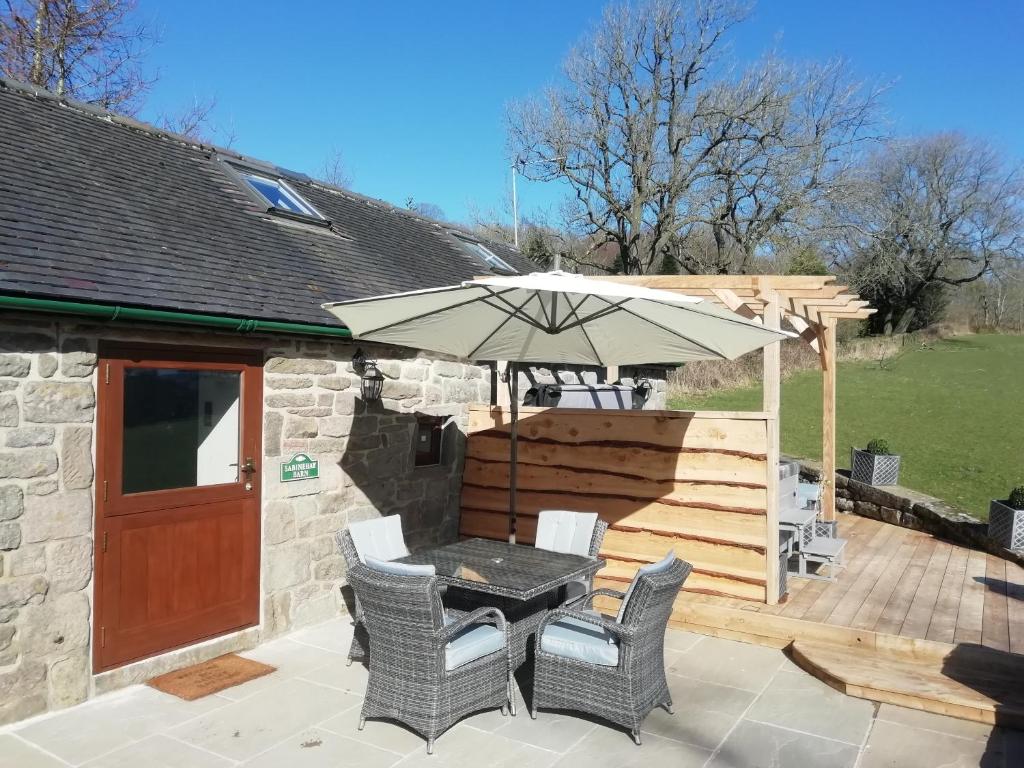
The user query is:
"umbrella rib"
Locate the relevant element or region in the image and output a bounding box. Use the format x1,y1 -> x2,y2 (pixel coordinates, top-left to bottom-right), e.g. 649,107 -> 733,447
466,292 -> 542,360
590,296 -> 727,359
554,299 -> 631,333
552,294 -> 591,332
352,288 -> 518,336
564,299 -> 605,366
479,288 -> 549,332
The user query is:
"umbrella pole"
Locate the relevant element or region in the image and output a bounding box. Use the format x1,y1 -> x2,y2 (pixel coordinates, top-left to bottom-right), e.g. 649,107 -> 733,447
508,362 -> 518,544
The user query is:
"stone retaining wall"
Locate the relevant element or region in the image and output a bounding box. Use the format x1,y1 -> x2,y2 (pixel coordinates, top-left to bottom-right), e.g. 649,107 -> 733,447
797,460 -> 1024,568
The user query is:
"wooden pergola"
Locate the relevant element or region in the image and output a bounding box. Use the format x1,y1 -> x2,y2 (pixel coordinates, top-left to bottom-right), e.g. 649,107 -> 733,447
596,275 -> 875,524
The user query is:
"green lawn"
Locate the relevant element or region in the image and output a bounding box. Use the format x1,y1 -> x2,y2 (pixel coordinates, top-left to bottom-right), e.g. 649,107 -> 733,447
669,335 -> 1024,520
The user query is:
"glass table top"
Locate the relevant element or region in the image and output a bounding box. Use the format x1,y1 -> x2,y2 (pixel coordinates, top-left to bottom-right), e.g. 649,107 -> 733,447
400,538 -> 605,601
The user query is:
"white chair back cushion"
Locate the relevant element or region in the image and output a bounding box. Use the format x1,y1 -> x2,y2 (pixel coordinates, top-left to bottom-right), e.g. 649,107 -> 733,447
616,550 -> 676,623
535,510 -> 598,556
348,515 -> 411,564
365,555 -> 434,577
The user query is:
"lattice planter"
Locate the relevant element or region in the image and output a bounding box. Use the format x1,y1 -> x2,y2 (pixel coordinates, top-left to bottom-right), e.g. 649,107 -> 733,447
988,500 -> 1024,553
850,448 -> 901,486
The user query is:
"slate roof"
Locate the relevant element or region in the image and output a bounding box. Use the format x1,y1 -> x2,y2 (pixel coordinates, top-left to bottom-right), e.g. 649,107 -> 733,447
0,79 -> 534,328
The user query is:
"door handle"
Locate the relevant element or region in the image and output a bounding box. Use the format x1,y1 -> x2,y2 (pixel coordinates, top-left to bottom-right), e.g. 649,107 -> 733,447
230,457 -> 256,475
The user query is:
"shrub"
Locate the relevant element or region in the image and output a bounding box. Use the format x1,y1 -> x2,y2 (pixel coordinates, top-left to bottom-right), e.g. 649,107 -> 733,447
1008,486 -> 1024,509
865,438 -> 892,455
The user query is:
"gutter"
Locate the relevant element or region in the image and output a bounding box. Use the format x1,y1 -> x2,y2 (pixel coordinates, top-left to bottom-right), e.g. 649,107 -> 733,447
0,294 -> 353,339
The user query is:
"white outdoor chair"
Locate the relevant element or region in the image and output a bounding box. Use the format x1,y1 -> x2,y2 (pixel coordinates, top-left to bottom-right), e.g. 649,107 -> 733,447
535,510 -> 607,603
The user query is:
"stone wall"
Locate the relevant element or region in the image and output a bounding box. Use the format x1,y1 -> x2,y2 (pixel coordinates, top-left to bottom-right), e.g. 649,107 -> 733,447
258,338 -> 489,636
511,363 -> 669,410
0,318 -> 97,725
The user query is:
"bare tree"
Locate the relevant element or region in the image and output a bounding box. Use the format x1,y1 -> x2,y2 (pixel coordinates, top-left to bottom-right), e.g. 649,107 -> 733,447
405,197 -> 446,221
682,58 -> 883,273
157,94 -> 235,146
507,0 -> 750,275
0,0 -> 155,114
319,148 -> 351,189
842,134 -> 1024,334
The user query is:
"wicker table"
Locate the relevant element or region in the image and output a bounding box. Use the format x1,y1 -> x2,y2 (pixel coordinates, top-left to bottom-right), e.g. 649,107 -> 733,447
400,538 -> 605,666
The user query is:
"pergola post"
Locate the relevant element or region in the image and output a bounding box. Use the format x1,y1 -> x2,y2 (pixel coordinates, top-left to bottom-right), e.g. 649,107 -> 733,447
761,286 -> 781,605
819,319 -> 838,521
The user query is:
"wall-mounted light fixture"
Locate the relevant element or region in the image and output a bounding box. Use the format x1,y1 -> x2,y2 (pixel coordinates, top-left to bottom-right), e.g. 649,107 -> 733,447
352,348 -> 384,402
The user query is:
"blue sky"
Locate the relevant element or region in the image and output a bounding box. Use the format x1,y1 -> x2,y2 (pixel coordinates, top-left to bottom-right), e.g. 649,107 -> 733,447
142,1 -> 1024,226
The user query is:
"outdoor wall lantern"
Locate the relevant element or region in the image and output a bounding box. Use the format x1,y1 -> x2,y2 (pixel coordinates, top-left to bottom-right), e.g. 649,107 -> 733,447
353,348 -> 385,402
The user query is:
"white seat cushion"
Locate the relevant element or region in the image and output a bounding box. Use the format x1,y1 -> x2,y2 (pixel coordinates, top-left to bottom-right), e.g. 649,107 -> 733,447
348,515 -> 411,564
365,556 -> 434,577
535,510 -> 598,556
616,550 -> 675,623
540,615 -> 619,666
445,623 -> 505,671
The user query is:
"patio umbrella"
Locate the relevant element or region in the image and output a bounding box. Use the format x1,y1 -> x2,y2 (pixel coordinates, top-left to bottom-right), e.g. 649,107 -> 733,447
323,270 -> 791,542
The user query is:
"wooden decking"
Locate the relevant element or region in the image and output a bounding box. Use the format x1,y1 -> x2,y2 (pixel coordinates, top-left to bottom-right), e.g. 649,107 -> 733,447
657,514 -> 1024,726
717,515 -> 1024,653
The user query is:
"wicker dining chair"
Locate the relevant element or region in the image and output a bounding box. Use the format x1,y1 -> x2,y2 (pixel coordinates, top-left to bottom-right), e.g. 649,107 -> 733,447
335,516 -> 412,665
531,553 -> 692,744
346,562 -> 513,754
535,510 -> 609,605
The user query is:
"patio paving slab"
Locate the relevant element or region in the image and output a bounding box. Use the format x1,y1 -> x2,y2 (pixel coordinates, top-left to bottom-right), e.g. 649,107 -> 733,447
858,719 -> 992,768
80,734 -> 232,768
391,723 -> 560,768
0,734 -> 66,768
640,675 -> 755,749
666,635 -> 786,692
218,638 -> 345,701
169,678 -> 360,761
318,706 -> 428,757
707,719 -> 860,768
241,727 -> 401,768
743,664 -> 875,745
16,685 -> 228,765
874,702 -> 995,742
550,722 -> 711,768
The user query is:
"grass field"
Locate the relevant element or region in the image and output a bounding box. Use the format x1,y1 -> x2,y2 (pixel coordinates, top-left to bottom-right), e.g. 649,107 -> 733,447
669,334 -> 1024,521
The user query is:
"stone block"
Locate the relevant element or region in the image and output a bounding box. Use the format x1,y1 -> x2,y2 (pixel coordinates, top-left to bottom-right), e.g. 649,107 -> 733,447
0,355 -> 30,377
334,391 -> 365,415
442,378 -> 480,403
297,513 -> 343,539
9,543 -> 46,576
19,591 -> 91,655
401,364 -> 429,381
264,411 -> 283,457
317,375 -> 352,391
287,406 -> 333,418
319,416 -> 353,438
291,591 -> 339,627
45,537 -> 93,593
263,501 -> 296,545
381,379 -> 421,400
26,479 -> 58,495
854,501 -> 880,519
37,354 -> 57,378
432,360 -> 463,378
266,358 -> 335,375
0,575 -> 48,609
0,448 -> 57,478
263,591 -> 292,636
314,555 -> 345,581
311,534 -> 336,560
0,395 -> 17,427
61,426 -> 93,490
22,490 -> 91,543
265,392 -> 315,408
0,522 -> 21,550
23,381 -> 95,423
284,416 -> 317,438
0,692 -> 47,727
266,376 -> 313,390
317,490 -> 352,516
0,659 -> 46,722
5,427 -> 55,448
0,623 -> 13,652
264,542 -> 311,591
308,437 -> 347,453
880,506 -> 901,525
48,652 -> 90,709
60,338 -> 97,378
0,485 -> 24,521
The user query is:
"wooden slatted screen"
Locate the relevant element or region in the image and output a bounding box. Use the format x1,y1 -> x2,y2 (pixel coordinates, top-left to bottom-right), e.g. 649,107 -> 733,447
458,405 -> 772,604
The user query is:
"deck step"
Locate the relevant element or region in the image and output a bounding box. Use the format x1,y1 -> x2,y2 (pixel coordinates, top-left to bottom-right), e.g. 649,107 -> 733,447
790,640 -> 1024,728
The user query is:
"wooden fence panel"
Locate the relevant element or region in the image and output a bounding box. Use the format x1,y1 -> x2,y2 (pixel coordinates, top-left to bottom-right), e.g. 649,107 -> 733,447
459,406 -> 771,603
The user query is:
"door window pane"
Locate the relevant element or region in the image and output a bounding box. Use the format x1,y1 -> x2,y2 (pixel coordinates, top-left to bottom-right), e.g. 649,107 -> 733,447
122,369 -> 241,494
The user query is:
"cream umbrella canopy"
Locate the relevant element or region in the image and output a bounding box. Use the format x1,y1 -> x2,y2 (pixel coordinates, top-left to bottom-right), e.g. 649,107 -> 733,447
323,271 -> 791,541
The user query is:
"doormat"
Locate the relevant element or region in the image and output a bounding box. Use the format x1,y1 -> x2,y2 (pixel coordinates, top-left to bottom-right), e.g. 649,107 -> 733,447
147,654 -> 276,701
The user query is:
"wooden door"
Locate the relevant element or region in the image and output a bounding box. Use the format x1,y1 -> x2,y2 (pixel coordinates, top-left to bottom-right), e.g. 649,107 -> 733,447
94,343 -> 262,672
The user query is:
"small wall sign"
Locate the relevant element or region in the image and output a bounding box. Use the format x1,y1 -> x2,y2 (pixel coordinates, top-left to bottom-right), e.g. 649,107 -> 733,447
280,453 -> 319,482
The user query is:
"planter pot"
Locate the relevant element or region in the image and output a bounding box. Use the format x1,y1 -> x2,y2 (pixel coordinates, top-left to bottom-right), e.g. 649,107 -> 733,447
988,499 -> 1024,552
850,448 -> 901,486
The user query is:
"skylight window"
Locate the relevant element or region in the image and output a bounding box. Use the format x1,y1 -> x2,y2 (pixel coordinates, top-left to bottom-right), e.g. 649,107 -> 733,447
241,172 -> 324,220
456,236 -> 518,274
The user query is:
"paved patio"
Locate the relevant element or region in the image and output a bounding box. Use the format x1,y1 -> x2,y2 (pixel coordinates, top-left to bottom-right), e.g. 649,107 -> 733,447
1,618 -> 1021,768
